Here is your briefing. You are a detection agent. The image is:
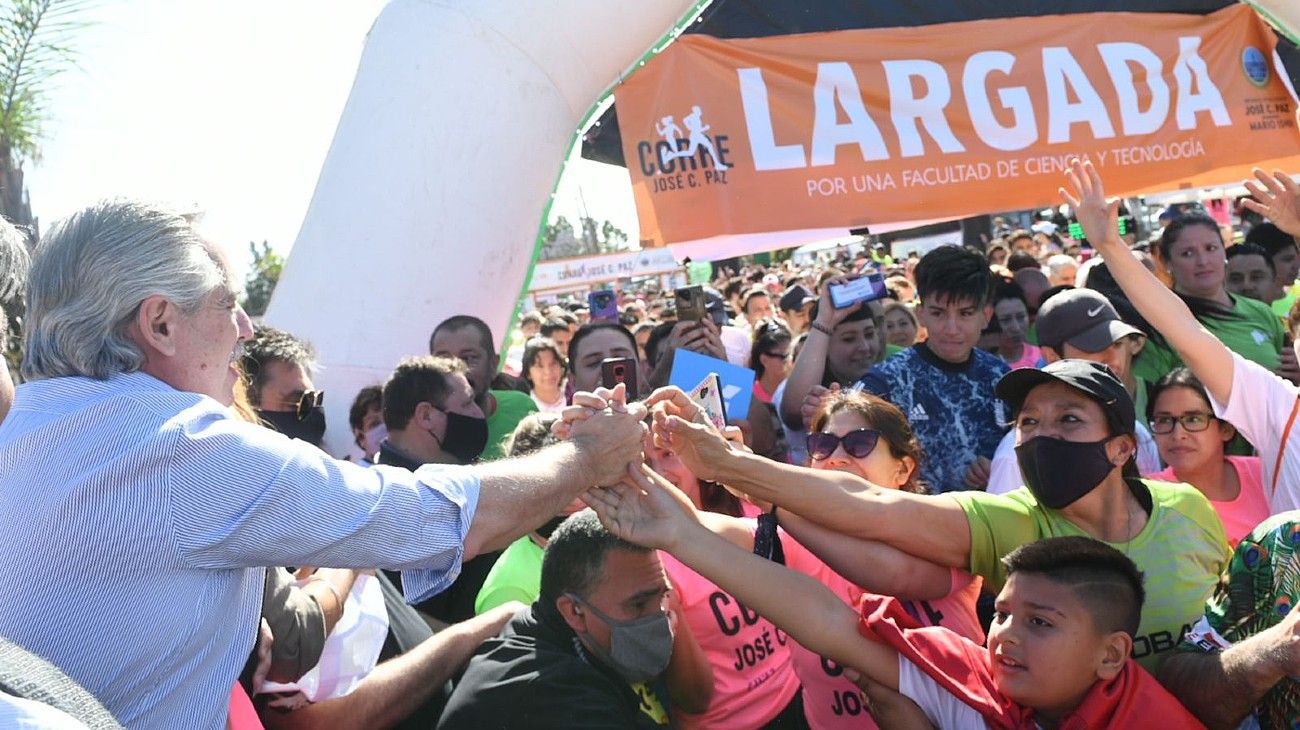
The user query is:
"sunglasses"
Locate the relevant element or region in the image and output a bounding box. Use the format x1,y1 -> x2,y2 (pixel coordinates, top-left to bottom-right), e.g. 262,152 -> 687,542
296,390 -> 324,420
806,428 -> 881,461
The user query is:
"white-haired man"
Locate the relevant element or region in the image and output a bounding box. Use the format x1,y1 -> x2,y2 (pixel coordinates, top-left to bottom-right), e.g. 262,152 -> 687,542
0,200 -> 645,728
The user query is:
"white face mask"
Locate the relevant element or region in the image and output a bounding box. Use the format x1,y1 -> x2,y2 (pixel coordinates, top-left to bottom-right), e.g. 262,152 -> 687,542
361,423 -> 387,458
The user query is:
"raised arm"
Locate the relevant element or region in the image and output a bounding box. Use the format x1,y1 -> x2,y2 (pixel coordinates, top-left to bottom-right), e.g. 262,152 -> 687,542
1060,158 -> 1235,404
779,278 -> 862,430
586,466 -> 903,691
1242,168 -> 1300,238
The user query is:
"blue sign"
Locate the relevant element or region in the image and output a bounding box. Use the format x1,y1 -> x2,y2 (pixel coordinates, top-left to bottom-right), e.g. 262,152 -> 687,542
669,349 -> 755,422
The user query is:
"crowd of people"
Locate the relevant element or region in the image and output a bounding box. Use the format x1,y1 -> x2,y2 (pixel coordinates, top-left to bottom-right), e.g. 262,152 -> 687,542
4,161 -> 1300,729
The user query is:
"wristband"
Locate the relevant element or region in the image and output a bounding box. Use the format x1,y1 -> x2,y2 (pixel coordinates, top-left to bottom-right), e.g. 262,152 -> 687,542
810,321 -> 833,336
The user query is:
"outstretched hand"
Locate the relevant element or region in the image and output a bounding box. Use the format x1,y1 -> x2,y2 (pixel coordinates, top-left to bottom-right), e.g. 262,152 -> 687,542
1243,168 -> 1300,238
583,464 -> 700,551
1060,157 -> 1122,252
650,410 -> 736,482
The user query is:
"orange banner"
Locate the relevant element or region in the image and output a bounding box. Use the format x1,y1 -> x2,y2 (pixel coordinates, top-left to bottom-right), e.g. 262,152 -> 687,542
616,5 -> 1300,247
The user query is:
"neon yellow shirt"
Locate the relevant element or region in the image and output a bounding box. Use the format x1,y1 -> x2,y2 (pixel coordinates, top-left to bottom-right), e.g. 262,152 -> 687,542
474,536 -> 544,615
951,479 -> 1229,670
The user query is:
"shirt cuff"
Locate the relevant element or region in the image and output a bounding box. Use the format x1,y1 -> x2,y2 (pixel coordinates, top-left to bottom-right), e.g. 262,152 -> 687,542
401,464 -> 481,604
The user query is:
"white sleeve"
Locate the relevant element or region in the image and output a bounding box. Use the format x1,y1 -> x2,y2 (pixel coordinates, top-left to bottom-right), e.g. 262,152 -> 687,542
1135,424 -> 1163,475
1208,352 -> 1300,512
896,655 -> 988,729
986,431 -> 1022,495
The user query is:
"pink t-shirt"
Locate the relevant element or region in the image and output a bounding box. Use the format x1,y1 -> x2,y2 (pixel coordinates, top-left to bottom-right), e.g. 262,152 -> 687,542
779,530 -> 984,730
1005,343 -> 1044,370
1152,455 -> 1270,548
660,547 -> 801,730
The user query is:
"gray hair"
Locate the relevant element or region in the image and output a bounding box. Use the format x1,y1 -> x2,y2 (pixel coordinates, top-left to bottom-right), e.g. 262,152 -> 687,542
22,200 -> 227,381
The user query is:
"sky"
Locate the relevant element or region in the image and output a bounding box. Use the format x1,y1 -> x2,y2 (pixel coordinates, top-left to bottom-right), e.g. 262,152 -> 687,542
23,0 -> 639,278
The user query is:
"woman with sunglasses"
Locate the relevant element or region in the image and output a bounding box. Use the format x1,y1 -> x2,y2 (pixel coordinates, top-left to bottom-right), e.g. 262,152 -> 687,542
782,390 -> 982,729
1146,368 -> 1269,548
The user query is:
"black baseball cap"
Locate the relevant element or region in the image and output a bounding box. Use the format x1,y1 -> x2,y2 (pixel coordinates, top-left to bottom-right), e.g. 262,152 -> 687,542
1035,289 -> 1142,353
779,284 -> 816,313
996,359 -> 1135,435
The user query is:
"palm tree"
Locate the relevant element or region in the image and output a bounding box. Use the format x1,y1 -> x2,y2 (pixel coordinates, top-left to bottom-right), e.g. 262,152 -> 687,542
0,0 -> 91,233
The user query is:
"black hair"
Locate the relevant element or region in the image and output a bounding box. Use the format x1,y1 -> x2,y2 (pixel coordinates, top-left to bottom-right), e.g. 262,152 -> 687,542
1226,242 -> 1276,274
915,245 -> 995,307
1001,536 -> 1145,637
568,322 -> 639,373
1245,222 -> 1299,260
381,355 -> 468,431
429,314 -> 496,357
539,318 -> 570,339
992,279 -> 1029,309
643,321 -> 677,370
240,325 -> 317,406
1038,284 -> 1075,308
521,337 -> 566,389
750,318 -> 792,380
348,385 -> 383,431
1005,250 -> 1040,273
1145,367 -> 1213,422
1082,262 -> 1164,347
505,412 -> 561,457
540,510 -> 649,602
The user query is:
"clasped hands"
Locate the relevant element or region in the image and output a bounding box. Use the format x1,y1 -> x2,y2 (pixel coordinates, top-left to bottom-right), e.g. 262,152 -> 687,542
553,384 -> 751,548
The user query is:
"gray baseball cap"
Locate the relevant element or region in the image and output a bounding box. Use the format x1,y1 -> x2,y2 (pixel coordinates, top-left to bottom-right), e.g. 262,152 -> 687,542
1036,289 -> 1143,353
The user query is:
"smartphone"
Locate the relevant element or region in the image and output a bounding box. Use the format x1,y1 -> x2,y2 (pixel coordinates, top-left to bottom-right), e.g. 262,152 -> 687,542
674,285 -> 707,322
588,289 -> 619,323
688,373 -> 727,431
828,272 -> 887,309
600,357 -> 639,400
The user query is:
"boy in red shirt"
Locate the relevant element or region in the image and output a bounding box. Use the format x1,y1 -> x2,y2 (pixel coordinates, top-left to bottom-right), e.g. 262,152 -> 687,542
587,465 -> 1205,729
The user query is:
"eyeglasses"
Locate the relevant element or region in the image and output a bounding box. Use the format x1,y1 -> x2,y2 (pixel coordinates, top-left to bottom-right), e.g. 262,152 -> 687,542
296,390 -> 324,420
806,428 -> 881,461
1149,412 -> 1212,435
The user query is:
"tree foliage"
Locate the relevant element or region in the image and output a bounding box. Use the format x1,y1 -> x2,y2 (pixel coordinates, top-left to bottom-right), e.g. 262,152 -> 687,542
0,0 -> 92,227
540,215 -> 632,259
241,240 -> 283,317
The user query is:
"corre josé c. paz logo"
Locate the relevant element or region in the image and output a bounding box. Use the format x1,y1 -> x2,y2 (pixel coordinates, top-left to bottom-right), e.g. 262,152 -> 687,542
637,105 -> 732,192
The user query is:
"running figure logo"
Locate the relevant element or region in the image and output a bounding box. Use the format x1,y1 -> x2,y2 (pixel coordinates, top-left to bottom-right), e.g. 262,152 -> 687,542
656,106 -> 728,170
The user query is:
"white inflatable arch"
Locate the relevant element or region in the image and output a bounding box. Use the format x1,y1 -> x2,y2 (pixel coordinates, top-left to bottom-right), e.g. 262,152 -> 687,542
265,0 -> 699,455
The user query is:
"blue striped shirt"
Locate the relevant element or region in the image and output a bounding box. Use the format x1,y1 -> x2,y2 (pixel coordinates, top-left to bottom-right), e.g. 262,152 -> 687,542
0,372 -> 479,728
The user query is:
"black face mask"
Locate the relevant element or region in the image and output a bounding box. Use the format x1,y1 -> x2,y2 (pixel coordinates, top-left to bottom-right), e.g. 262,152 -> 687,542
437,410 -> 489,464
257,407 -> 326,447
1014,435 -> 1117,510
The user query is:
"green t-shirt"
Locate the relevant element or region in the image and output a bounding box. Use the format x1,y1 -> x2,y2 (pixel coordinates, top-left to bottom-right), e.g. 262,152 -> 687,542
1178,513 -> 1300,729
884,343 -> 905,358
1134,294 -> 1285,383
475,536 -> 544,615
1272,290 -> 1297,321
951,479 -> 1229,670
484,389 -> 539,462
